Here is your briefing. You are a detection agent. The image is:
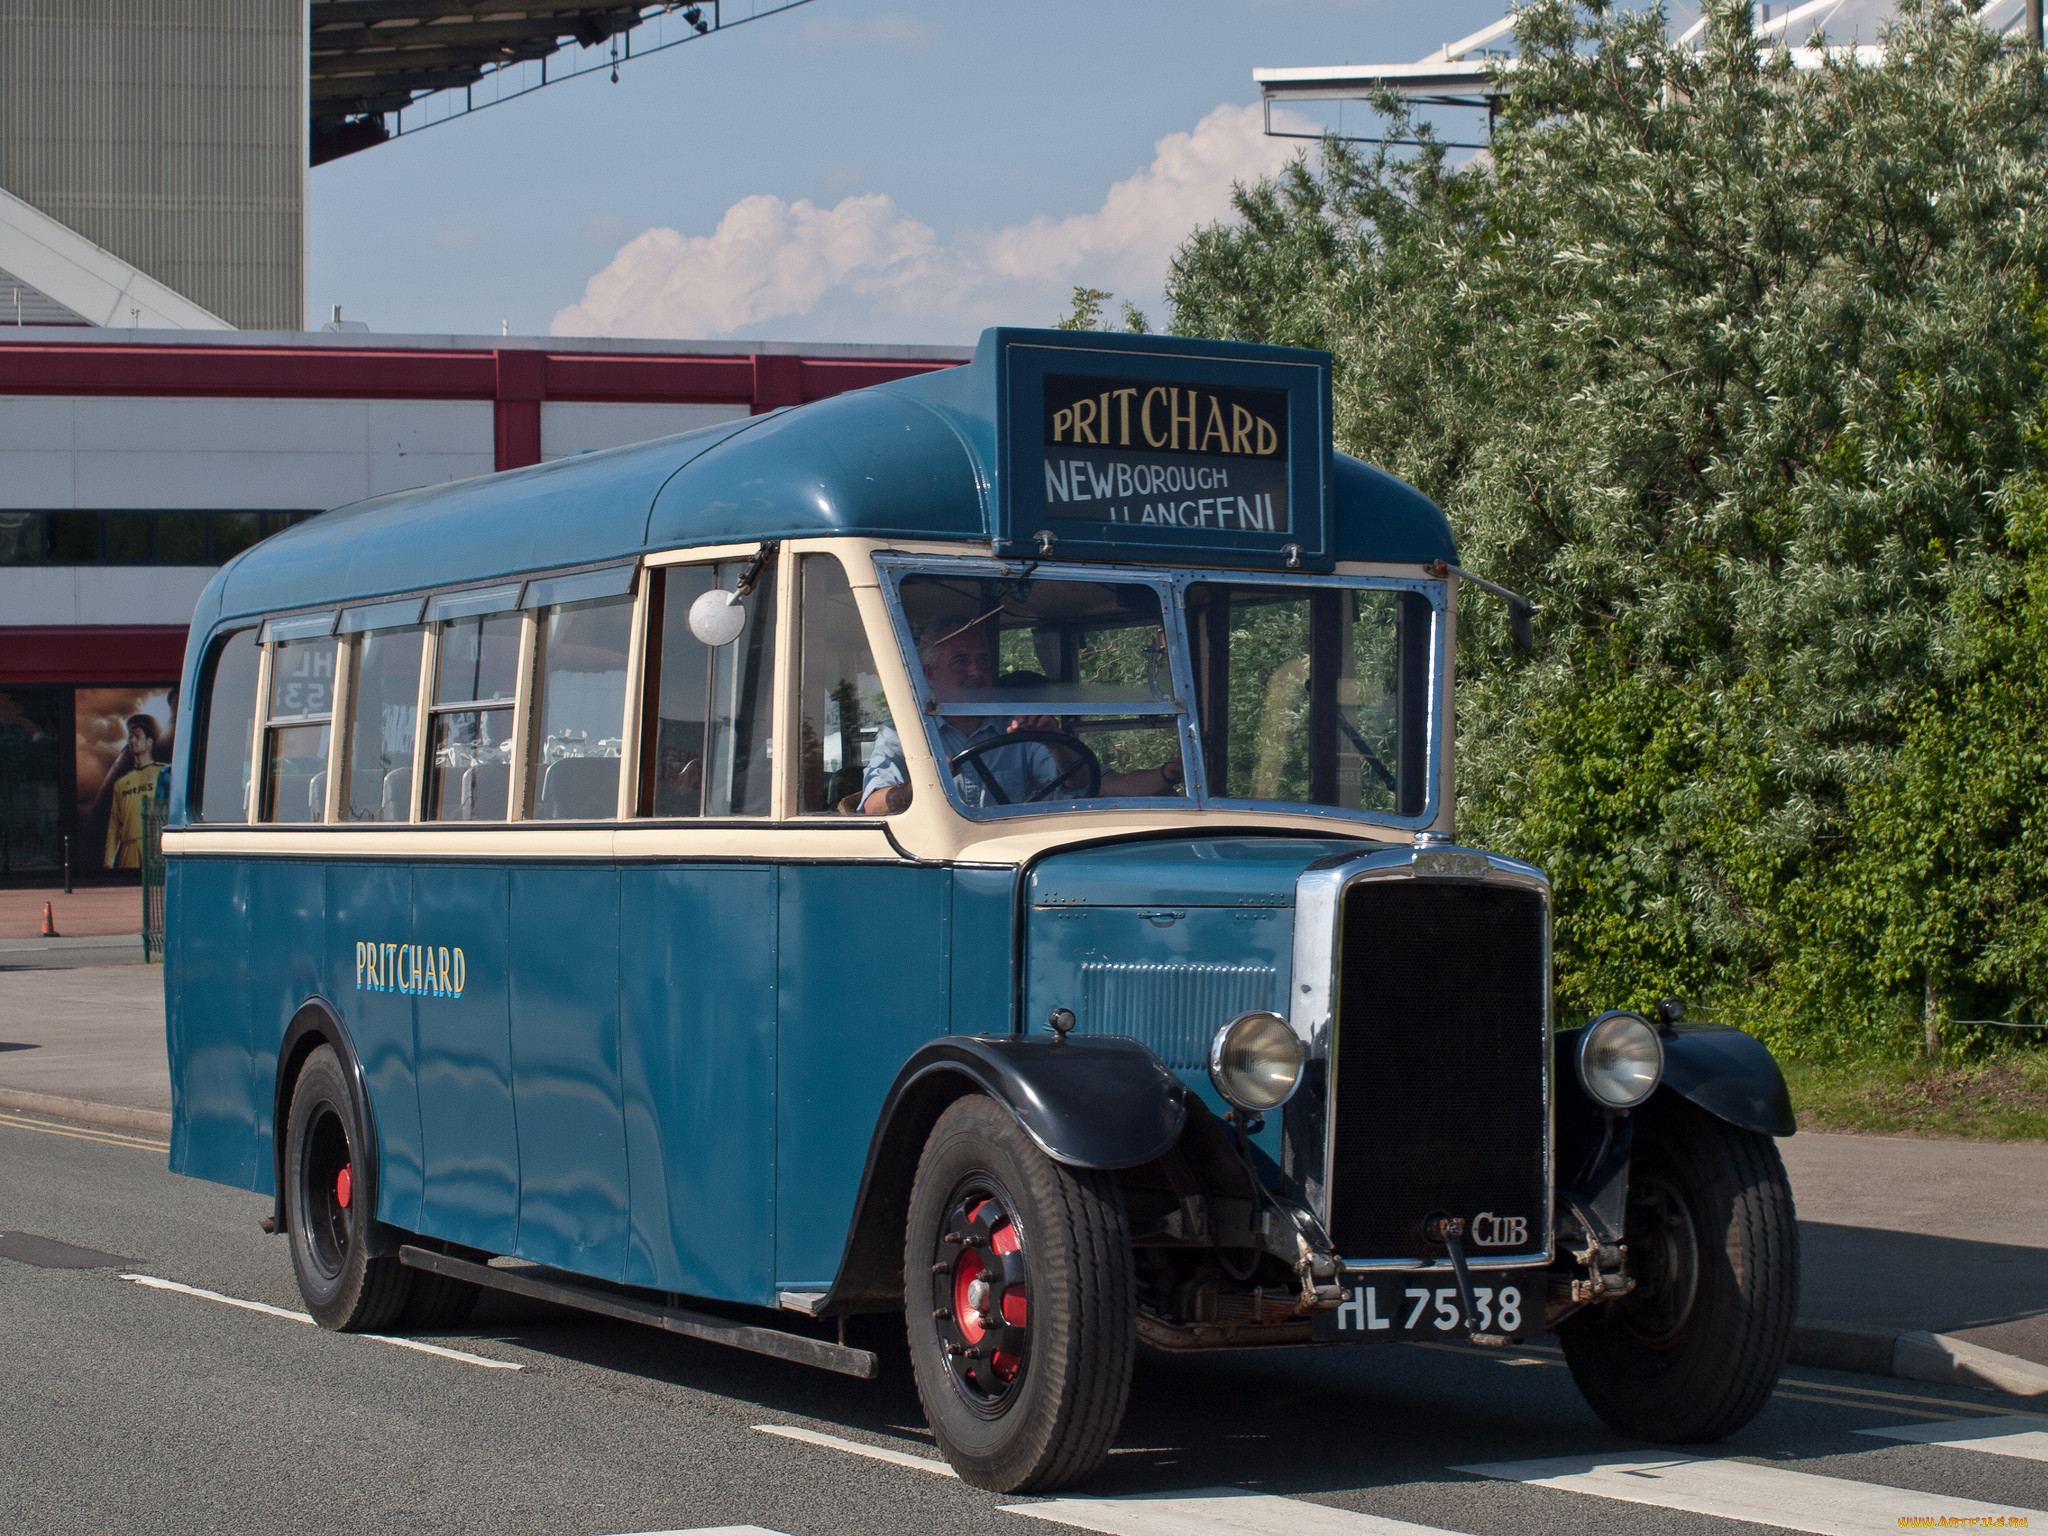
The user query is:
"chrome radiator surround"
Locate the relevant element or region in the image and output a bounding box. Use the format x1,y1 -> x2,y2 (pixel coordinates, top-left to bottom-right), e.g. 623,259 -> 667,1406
1282,842 -> 1554,1272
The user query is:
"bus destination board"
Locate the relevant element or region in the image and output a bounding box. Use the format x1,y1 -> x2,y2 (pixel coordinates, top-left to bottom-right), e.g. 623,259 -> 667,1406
1039,372 -> 1290,537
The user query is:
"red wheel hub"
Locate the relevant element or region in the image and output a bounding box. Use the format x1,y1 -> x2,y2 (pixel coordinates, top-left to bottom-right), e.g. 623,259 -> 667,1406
335,1163 -> 352,1210
949,1198 -> 1026,1380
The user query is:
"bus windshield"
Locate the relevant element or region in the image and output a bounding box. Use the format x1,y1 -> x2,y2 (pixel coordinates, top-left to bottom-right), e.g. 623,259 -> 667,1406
878,560 -> 1438,823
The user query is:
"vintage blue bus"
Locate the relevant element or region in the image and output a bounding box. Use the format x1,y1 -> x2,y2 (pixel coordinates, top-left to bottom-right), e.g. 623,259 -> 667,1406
162,327 -> 1797,1493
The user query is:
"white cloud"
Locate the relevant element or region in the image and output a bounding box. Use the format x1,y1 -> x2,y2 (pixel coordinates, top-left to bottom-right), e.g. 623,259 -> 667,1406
550,103 -> 1309,344
796,11 -> 938,49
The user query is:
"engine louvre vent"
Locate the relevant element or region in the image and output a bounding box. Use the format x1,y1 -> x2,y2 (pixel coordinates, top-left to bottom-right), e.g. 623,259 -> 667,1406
1080,962 -> 1278,1072
1327,879 -> 1548,1262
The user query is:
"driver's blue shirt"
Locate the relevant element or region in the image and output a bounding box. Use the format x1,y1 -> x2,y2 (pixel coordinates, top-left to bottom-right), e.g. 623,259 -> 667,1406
860,718 -> 1063,809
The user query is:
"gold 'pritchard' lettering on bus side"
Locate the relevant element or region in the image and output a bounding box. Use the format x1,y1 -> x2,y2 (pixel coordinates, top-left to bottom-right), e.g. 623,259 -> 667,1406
355,940 -> 466,998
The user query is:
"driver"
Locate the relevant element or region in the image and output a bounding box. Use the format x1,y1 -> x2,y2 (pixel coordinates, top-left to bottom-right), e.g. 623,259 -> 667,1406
860,624 -> 1184,813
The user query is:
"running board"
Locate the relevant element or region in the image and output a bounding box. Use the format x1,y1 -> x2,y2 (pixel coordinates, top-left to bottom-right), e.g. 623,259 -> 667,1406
398,1245 -> 877,1380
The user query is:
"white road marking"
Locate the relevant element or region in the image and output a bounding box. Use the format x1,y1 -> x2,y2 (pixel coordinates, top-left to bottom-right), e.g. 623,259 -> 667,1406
119,1273 -> 521,1370
123,1272 -> 317,1324
758,1424 -> 1471,1533
1457,1452 -> 2048,1535
1861,1416 -> 2048,1462
362,1331 -> 522,1369
600,1528 -> 793,1535
1002,1488 -> 1472,1535
752,1423 -> 957,1476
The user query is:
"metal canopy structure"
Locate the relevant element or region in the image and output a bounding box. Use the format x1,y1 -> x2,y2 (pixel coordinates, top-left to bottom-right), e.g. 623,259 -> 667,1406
1255,0 -> 2035,142
311,0 -> 815,165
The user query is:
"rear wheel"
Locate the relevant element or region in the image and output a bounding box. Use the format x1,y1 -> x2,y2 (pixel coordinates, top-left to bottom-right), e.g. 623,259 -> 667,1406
1559,1094 -> 1798,1441
396,1267 -> 480,1330
284,1045 -> 412,1331
905,1096 -> 1134,1493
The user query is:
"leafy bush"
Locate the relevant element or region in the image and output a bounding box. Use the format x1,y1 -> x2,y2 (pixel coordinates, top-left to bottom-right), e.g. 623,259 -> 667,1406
1166,0 -> 2048,1058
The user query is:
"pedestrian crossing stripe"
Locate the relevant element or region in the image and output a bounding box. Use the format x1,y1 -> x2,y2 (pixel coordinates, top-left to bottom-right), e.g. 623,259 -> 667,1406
1861,1415 -> 2048,1463
1002,1488 -> 1465,1534
1456,1452 -> 2048,1536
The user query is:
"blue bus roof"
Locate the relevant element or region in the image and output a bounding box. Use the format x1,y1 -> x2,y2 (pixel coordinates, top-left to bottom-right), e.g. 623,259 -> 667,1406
205,327 -> 1456,628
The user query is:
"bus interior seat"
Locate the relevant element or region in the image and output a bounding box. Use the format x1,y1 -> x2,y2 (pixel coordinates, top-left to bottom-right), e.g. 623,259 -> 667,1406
381,767 -> 412,821
538,756 -> 618,820
271,775 -> 317,823
308,771 -> 326,815
461,762 -> 509,821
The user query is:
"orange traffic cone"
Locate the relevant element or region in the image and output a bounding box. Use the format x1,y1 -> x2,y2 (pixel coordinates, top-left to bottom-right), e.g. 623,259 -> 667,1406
40,901 -> 58,937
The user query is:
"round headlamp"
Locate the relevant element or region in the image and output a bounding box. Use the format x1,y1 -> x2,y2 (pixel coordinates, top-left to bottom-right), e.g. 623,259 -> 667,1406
1577,1010 -> 1665,1110
1208,1011 -> 1304,1113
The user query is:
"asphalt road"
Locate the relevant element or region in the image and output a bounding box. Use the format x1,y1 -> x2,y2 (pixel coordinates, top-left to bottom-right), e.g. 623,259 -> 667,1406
4,1112 -> 2046,1536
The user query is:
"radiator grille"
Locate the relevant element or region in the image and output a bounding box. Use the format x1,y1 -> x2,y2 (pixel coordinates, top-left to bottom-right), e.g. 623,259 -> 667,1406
1080,962 -> 1278,1072
1327,879 -> 1548,1262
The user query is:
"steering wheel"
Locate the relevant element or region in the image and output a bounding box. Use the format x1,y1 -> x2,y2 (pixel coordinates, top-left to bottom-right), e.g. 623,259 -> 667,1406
949,728 -> 1102,805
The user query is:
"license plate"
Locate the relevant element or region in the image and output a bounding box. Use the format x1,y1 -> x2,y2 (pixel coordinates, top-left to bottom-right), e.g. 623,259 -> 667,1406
1311,1274 -> 1532,1342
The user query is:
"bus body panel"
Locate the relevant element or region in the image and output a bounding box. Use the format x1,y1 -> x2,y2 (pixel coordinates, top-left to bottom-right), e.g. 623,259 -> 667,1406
772,862 -> 950,1291
1020,837 -> 1362,1164
323,860 -> 424,1226
169,857 -> 258,1191
413,861 -> 520,1255
620,864 -> 779,1302
948,865 -> 1018,1036
508,865 -> 630,1279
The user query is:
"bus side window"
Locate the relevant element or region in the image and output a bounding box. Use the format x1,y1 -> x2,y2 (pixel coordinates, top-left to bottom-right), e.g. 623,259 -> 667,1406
796,554 -> 888,814
193,629 -> 260,822
260,636 -> 337,824
344,626 -> 425,822
423,611 -> 522,822
637,558 -> 777,818
529,593 -> 634,820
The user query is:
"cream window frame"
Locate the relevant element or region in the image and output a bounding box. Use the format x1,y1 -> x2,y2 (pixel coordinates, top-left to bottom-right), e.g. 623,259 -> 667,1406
418,608 -> 529,826
254,633 -> 340,827
632,542 -> 782,822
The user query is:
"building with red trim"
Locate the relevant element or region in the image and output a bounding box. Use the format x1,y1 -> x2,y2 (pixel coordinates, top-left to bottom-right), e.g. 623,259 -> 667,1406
0,327 -> 967,878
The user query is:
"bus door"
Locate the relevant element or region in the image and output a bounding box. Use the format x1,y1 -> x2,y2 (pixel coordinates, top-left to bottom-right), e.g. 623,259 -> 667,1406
619,557 -> 780,1303
770,553 -> 953,1292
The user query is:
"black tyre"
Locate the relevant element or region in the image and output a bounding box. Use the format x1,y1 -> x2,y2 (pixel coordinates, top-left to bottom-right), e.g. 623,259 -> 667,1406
905,1096 -> 1134,1493
1559,1093 -> 1798,1441
284,1044 -> 412,1331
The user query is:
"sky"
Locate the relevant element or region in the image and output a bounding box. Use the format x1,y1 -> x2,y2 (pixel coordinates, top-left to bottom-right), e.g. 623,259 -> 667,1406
305,0 -> 1518,347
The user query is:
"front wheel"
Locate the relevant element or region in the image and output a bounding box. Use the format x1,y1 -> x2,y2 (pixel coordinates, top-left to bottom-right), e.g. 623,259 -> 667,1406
904,1095 -> 1134,1493
1559,1094 -> 1798,1442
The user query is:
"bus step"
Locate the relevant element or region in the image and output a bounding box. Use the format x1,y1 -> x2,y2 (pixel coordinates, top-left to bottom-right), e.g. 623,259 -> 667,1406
397,1244 -> 878,1380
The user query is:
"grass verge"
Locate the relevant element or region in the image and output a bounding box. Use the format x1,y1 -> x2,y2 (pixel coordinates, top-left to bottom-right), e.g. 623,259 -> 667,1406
1784,1049 -> 2048,1140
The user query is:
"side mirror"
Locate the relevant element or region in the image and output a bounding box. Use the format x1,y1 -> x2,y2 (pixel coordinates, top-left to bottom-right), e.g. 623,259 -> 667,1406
1656,997 -> 1686,1025
687,588 -> 747,647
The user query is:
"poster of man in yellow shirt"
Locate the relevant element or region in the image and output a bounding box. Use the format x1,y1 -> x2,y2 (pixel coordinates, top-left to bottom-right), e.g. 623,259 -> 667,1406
103,715 -> 169,870
76,691 -> 176,873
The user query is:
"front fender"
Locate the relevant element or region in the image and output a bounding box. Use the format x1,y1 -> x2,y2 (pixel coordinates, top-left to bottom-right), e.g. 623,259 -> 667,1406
1661,1023 -> 1796,1137
1555,1020 -> 1795,1140
820,1034 -> 1188,1312
915,1035 -> 1189,1169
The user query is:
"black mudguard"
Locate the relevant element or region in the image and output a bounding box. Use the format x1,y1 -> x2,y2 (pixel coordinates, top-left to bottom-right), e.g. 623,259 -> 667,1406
1659,1023 -> 1797,1138
821,1034 -> 1188,1311
1554,1021 -> 1795,1142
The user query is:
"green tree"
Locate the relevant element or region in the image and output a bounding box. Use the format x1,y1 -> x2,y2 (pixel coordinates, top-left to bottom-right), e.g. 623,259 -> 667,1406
1055,285 -> 1151,333
1166,0 -> 2048,1058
